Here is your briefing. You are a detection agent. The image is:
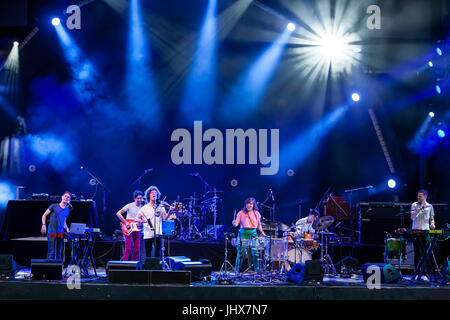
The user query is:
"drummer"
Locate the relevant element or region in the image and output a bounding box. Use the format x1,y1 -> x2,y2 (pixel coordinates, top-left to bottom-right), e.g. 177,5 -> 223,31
295,209 -> 319,237
232,198 -> 266,273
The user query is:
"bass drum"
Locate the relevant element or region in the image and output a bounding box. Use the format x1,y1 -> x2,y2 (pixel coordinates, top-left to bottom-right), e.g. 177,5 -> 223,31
283,248 -> 312,271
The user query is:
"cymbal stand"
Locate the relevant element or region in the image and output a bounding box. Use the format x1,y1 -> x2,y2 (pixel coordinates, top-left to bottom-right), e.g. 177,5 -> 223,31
184,194 -> 202,240
219,234 -> 236,279
320,231 -> 337,276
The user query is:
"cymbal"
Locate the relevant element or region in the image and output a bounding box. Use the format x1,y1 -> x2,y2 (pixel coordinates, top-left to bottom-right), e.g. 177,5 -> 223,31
312,216 -> 335,231
317,231 -> 336,236
204,189 -> 224,194
261,218 -> 290,232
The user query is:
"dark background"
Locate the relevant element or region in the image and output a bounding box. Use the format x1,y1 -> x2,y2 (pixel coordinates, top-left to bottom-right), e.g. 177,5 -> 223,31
0,0 -> 448,237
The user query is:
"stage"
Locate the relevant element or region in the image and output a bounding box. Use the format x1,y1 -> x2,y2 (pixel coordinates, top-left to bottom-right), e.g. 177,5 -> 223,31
0,268 -> 449,301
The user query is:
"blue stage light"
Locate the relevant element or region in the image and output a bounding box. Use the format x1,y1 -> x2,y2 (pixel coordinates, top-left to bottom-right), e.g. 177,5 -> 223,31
51,17 -> 61,26
437,129 -> 446,138
428,112 -> 435,118
435,85 -> 441,94
287,23 -> 296,31
387,179 -> 396,189
428,61 -> 433,67
436,48 -> 443,56
351,93 -> 360,102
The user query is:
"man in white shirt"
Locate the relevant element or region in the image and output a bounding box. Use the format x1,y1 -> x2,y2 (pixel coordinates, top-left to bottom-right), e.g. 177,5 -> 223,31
137,186 -> 169,259
116,190 -> 144,261
411,189 -> 435,230
410,189 -> 436,277
295,209 -> 319,236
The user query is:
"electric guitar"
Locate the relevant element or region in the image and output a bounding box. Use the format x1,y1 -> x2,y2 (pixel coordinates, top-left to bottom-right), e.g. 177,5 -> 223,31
121,219 -> 143,237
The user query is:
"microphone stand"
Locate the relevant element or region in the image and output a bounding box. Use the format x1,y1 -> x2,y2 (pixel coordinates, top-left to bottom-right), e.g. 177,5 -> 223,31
81,167 -> 109,232
131,169 -> 153,190
344,185 -> 373,243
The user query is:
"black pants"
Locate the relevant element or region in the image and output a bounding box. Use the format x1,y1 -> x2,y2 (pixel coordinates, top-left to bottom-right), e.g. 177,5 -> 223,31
413,233 -> 435,276
144,237 -> 162,258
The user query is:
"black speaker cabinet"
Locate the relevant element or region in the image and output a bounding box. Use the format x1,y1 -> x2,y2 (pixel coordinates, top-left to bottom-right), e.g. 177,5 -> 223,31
108,270 -> 191,285
106,260 -> 142,274
143,257 -> 162,270
0,254 -> 16,278
31,259 -> 63,280
173,260 -> 212,281
304,260 -> 324,282
150,270 -> 191,284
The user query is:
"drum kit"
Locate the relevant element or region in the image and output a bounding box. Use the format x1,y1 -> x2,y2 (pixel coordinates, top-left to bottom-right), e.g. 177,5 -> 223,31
230,215 -> 338,275
159,189 -> 224,241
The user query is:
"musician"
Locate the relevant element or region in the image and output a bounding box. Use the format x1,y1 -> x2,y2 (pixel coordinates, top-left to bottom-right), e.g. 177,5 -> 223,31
41,191 -> 72,260
410,189 -> 435,276
137,186 -> 168,259
295,209 -> 319,236
116,190 -> 144,261
232,198 -> 266,273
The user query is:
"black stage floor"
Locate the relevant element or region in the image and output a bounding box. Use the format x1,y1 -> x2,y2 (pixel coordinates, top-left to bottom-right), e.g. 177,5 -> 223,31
0,267 -> 449,301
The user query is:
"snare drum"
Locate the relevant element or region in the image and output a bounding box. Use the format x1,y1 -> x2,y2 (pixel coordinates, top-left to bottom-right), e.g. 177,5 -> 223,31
264,238 -> 288,261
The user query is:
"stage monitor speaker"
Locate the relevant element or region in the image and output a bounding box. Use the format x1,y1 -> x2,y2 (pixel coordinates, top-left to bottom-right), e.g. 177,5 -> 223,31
143,257 -> 162,270
304,260 -> 324,282
106,260 -> 142,274
109,270 -> 151,284
165,256 -> 191,269
286,263 -> 305,283
361,263 -> 401,283
173,260 -> 212,281
0,254 -> 16,278
31,259 -> 63,280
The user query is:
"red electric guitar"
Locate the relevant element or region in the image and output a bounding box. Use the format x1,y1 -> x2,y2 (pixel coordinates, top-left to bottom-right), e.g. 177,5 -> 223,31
121,219 -> 143,237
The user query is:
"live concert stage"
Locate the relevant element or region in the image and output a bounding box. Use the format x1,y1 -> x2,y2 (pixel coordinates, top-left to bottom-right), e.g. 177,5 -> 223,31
1,0 -> 450,308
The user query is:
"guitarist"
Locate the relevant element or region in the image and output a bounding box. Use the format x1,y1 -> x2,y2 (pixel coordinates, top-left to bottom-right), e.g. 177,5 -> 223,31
137,186 -> 174,259
116,190 -> 144,261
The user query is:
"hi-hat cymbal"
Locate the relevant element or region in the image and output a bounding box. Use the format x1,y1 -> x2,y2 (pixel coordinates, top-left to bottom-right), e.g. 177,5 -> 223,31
204,189 -> 224,195
312,216 -> 335,231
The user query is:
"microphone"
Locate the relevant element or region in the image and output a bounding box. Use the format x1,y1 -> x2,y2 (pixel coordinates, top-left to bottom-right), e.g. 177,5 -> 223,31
190,173 -> 199,176
144,168 -> 153,173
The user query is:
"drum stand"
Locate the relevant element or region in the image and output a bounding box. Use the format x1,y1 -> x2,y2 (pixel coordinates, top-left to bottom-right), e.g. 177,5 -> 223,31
320,232 -> 337,276
219,234 -> 236,278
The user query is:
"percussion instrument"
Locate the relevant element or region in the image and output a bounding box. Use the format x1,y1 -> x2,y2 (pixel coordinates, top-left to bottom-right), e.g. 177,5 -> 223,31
302,232 -> 319,251
284,248 -> 312,271
312,216 -> 335,231
385,238 -> 406,259
231,236 -> 268,250
283,231 -> 298,248
264,238 -> 288,261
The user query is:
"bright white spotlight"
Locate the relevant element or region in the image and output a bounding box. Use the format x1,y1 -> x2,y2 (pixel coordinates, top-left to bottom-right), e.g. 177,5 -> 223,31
351,93 -> 360,102
437,129 -> 446,138
387,179 -> 396,189
428,112 -> 435,118
428,61 -> 433,67
13,41 -> 19,47
287,23 -> 296,32
436,48 -> 443,56
436,85 -> 441,94
51,17 -> 61,26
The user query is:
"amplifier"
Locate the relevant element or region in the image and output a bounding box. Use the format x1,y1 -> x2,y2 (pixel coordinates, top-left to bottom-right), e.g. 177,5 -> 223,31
358,203 -> 410,245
